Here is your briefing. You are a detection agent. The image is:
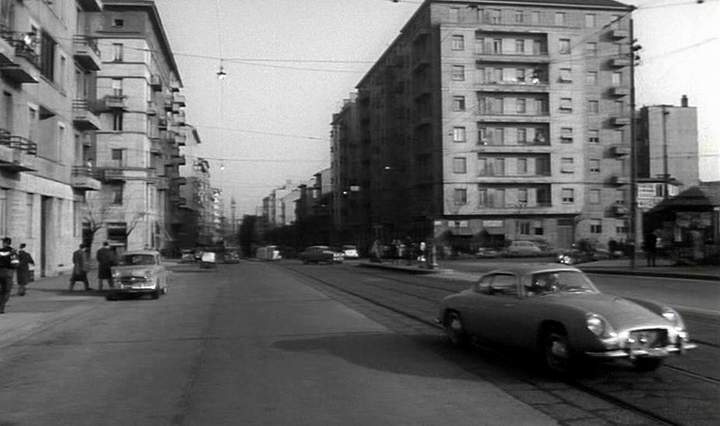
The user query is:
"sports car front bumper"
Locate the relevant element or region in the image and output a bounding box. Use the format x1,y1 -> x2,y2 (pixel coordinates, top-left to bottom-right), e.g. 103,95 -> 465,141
586,340 -> 697,358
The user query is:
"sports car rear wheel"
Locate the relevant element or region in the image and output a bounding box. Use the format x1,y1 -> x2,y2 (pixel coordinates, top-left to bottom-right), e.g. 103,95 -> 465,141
632,357 -> 663,372
543,331 -> 573,374
444,311 -> 469,347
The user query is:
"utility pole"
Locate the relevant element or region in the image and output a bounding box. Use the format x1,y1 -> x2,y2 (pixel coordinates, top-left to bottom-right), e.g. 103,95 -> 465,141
661,105 -> 670,200
629,18 -> 641,269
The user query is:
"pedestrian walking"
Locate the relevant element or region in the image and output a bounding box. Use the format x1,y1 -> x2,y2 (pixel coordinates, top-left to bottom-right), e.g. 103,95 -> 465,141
96,242 -> 116,291
69,244 -> 92,291
15,243 -> 34,296
0,237 -> 19,314
644,232 -> 657,267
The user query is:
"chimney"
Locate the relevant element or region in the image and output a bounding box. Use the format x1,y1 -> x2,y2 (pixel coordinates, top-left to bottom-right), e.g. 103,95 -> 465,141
681,95 -> 688,107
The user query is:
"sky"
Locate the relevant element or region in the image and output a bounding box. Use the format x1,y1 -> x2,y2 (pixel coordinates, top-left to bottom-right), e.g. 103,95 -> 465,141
154,0 -> 720,216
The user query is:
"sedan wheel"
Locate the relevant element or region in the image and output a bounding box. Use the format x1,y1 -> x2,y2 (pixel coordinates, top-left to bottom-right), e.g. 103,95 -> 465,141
444,312 -> 469,347
632,357 -> 663,372
543,331 -> 573,374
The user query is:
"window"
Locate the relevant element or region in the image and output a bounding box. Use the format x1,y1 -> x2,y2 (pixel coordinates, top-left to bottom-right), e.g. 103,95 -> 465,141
585,14 -> 596,28
533,221 -> 544,235
477,157 -> 487,175
562,188 -> 574,203
516,68 -> 526,82
478,188 -> 488,206
40,31 -> 56,80
487,9 -> 501,24
517,158 -> 528,174
561,157 -> 574,173
112,18 -> 124,27
490,274 -> 517,296
111,78 -> 123,96
453,127 -> 466,142
58,55 -> 66,89
453,157 -> 467,174
110,183 -> 123,205
588,129 -> 600,143
616,221 -> 628,234
559,97 -> 572,112
589,159 -> 600,173
536,157 -> 550,175
0,189 -> 6,235
586,71 -> 597,84
26,193 -> 33,237
589,189 -> 601,204
531,11 -> 540,24
518,188 -> 528,204
452,35 -> 465,50
493,158 -> 505,176
449,8 -> 460,22
516,128 -> 527,144
533,128 -> 547,145
493,189 -> 505,207
515,39 -> 525,53
615,100 -> 624,113
560,127 -> 573,143
518,221 -> 530,234
111,148 -> 124,166
559,68 -> 572,82
515,10 -> 524,23
585,42 -> 597,56
112,112 -> 123,131
113,43 -> 123,61
452,96 -> 466,111
612,72 -> 622,86
492,38 -> 502,54
590,219 -> 602,234
451,65 -> 465,81
454,188 -> 467,205
588,100 -> 599,113
516,98 -> 526,113
555,12 -> 565,26
559,39 -> 571,54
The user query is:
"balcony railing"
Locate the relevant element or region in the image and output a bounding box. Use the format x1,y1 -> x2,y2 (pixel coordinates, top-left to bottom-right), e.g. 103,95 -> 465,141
101,94 -> 128,110
150,74 -> 162,91
0,129 -> 38,155
72,35 -> 101,71
71,166 -> 101,191
72,99 -> 101,130
0,129 -> 38,172
610,145 -> 631,157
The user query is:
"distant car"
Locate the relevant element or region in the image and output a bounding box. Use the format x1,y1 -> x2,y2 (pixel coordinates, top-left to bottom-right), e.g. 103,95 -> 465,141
224,250 -> 241,263
505,240 -> 543,257
180,249 -> 195,263
557,248 -> 613,265
107,250 -> 168,300
437,264 -> 696,373
341,245 -> 360,259
299,246 -> 344,264
475,247 -> 500,258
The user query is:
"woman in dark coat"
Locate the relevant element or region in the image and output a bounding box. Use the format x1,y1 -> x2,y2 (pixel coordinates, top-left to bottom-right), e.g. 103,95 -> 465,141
16,244 -> 35,296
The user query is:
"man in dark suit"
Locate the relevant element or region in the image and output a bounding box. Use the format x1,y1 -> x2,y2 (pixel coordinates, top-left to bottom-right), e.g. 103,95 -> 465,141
69,244 -> 92,291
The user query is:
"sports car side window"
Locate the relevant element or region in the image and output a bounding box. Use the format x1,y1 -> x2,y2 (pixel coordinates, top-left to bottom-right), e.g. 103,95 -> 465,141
490,274 -> 518,297
475,275 -> 493,293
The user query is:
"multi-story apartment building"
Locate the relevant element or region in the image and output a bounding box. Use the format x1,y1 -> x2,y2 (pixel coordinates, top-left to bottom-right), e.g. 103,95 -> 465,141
1,0 -> 103,276
637,95 -> 699,191
344,0 -> 634,250
85,0 -> 187,253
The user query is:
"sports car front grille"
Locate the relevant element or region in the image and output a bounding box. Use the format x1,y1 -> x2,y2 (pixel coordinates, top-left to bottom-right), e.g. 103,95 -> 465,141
628,329 -> 668,349
119,276 -> 148,285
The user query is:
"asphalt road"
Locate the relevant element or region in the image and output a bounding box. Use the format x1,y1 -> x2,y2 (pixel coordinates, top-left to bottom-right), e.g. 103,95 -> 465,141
0,262 -> 555,426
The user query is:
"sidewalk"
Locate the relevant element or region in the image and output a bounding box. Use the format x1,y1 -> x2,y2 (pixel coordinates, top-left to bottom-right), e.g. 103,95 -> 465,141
0,271 -> 110,350
358,258 -> 719,281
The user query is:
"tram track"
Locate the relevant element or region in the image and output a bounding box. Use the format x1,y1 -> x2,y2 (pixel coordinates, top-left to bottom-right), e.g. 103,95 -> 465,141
280,262 -> 719,426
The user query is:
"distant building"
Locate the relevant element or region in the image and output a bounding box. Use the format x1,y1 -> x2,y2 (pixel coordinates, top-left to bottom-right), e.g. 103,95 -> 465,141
637,96 -> 699,189
335,0 -> 635,251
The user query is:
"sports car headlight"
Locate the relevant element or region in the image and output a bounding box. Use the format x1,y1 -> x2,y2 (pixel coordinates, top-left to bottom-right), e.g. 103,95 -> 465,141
661,307 -> 685,330
586,313 -> 616,338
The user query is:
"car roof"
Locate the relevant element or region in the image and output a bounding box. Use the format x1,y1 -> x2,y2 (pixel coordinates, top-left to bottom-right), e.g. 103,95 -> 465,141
122,250 -> 160,256
482,263 -> 581,276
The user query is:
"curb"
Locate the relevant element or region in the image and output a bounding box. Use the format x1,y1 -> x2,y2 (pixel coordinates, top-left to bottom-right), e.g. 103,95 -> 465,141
358,262 -> 440,274
579,268 -> 719,281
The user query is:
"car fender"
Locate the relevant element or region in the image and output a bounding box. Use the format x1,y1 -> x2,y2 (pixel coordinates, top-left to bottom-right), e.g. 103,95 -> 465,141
528,301 -> 600,352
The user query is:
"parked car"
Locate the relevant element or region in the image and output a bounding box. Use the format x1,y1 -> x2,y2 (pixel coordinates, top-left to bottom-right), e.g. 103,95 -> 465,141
180,249 -> 196,263
437,264 -> 696,373
475,247 -> 500,258
298,246 -> 344,264
107,250 -> 168,300
341,245 -> 360,259
504,240 -> 543,257
557,248 -> 614,265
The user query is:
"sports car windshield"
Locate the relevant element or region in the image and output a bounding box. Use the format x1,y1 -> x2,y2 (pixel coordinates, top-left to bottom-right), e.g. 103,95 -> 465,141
119,254 -> 156,266
526,271 -> 597,296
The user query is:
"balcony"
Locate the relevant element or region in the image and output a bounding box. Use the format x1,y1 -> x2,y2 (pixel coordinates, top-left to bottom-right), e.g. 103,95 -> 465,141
77,0 -> 103,11
476,111 -> 550,123
610,145 -> 631,157
146,101 -> 157,116
476,174 -> 553,184
172,93 -> 186,106
0,130 -> 38,172
608,175 -> 630,185
174,113 -> 186,126
609,29 -> 629,40
71,166 -> 101,191
72,35 -> 101,71
477,80 -> 549,93
174,132 -> 186,146
171,155 -> 186,166
172,177 -> 187,186
150,74 -> 162,91
170,81 -> 181,92
612,204 -> 629,216
611,116 -> 630,126
0,31 -> 37,83
100,167 -> 156,182
155,177 -> 169,190
609,86 -> 630,97
609,57 -> 631,68
72,99 -> 101,130
158,117 -> 168,129
101,94 -> 128,110
475,52 -> 549,64
163,96 -> 173,111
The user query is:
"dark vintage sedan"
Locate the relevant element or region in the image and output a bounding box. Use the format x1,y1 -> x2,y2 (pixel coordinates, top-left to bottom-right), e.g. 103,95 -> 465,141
437,264 -> 696,373
107,250 -> 168,300
298,245 -> 344,264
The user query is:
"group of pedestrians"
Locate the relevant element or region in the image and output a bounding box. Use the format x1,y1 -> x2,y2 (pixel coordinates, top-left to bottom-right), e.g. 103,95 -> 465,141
0,237 -> 35,314
69,242 -> 117,291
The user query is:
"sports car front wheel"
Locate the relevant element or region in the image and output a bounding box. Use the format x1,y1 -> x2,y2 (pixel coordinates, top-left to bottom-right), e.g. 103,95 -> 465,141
543,331 -> 573,374
444,311 -> 469,347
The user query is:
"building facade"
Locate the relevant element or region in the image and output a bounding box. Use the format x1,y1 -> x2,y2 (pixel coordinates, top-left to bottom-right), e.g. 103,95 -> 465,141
339,0 -> 634,251
84,0 -> 187,253
1,0 -> 105,276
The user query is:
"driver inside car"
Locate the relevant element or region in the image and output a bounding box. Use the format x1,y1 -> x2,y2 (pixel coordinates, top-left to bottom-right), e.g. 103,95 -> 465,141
526,273 -> 560,296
